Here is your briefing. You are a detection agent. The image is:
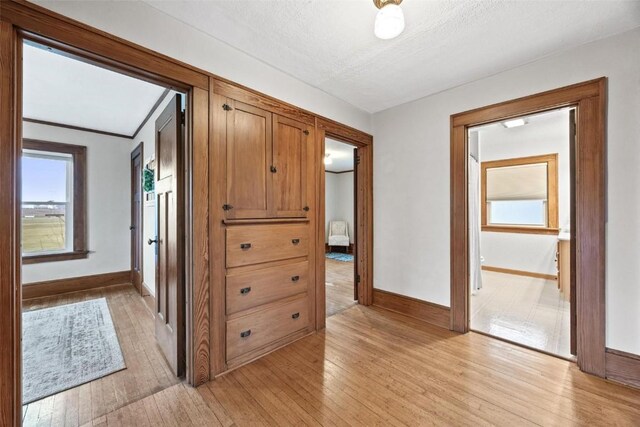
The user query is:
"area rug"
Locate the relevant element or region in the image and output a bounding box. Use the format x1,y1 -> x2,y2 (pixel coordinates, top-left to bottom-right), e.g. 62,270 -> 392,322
22,297 -> 126,404
326,252 -> 354,262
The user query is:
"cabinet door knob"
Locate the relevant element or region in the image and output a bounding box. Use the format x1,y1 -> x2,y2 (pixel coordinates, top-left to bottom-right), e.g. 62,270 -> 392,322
270,165 -> 277,173
240,330 -> 252,338
240,287 -> 251,294
303,206 -> 309,212
240,243 -> 252,249
291,275 -> 300,282
291,312 -> 300,319
291,238 -> 300,245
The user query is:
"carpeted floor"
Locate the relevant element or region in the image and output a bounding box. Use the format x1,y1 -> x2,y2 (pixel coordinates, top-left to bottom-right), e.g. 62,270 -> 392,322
326,252 -> 354,262
22,297 -> 126,404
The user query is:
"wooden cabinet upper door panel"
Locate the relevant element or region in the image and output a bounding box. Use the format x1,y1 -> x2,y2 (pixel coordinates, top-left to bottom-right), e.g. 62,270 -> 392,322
272,115 -> 310,217
226,100 -> 273,219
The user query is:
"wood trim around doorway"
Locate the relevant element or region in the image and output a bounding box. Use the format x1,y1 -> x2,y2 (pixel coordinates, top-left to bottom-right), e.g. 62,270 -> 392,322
450,78 -> 607,377
316,118 -> 374,331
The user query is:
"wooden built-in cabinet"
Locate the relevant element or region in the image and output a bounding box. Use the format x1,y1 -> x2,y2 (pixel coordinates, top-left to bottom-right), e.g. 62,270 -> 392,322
223,99 -> 312,219
215,88 -> 316,369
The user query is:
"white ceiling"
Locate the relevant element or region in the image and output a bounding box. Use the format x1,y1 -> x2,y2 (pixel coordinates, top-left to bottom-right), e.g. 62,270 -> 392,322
143,0 -> 640,113
23,42 -> 167,137
325,138 -> 355,173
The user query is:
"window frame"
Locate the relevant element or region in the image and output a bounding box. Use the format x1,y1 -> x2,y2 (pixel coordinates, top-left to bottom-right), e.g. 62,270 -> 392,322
481,153 -> 559,235
22,139 -> 88,264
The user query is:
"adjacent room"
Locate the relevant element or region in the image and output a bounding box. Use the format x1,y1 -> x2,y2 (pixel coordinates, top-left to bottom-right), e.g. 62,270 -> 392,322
468,108 -> 574,358
324,138 -> 357,317
20,40 -> 186,424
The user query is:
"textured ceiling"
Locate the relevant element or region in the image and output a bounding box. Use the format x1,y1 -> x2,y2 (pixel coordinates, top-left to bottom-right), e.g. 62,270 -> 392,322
325,138 -> 355,173
23,42 -> 167,136
143,0 -> 640,113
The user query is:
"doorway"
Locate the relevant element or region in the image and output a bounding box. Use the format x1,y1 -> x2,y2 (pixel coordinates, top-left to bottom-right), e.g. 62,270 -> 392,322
467,107 -> 575,359
450,78 -> 606,376
19,37 -> 189,424
324,138 -> 358,317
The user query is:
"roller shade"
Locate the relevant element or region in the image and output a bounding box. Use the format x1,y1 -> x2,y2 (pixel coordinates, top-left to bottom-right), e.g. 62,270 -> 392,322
486,163 -> 547,201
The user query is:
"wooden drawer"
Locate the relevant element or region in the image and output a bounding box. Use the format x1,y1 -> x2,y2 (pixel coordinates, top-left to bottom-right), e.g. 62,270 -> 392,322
226,261 -> 308,315
226,223 -> 308,268
226,296 -> 309,361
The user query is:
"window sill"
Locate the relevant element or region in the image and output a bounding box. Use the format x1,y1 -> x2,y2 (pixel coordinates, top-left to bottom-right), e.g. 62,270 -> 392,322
481,225 -> 560,235
22,251 -> 89,265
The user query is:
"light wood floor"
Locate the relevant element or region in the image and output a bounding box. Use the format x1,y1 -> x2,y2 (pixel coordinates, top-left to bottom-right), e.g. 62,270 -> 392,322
22,285 -> 181,426
79,304 -> 640,426
470,270 -> 571,358
325,257 -> 356,317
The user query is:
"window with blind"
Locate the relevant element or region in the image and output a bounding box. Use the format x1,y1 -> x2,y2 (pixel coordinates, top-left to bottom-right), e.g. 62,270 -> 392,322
22,139 -> 88,263
481,154 -> 558,233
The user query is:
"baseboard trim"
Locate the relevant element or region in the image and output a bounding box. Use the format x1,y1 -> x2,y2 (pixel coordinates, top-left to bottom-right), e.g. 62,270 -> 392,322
23,270 -> 131,300
141,281 -> 155,313
605,348 -> 640,389
325,243 -> 354,254
372,289 -> 450,329
482,265 -> 557,281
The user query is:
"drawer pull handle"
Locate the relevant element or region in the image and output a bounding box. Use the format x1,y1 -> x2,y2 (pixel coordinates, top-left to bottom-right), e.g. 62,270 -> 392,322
291,275 -> 300,282
240,330 -> 252,338
240,287 -> 251,295
240,243 -> 252,250
291,239 -> 300,245
291,312 -> 300,319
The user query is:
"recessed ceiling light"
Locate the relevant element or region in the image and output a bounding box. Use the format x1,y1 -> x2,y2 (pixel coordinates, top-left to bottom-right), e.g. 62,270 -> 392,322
502,118 -> 527,128
373,0 -> 405,40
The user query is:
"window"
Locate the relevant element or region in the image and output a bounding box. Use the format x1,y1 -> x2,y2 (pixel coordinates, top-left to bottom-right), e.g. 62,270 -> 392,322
481,154 -> 558,234
22,139 -> 87,263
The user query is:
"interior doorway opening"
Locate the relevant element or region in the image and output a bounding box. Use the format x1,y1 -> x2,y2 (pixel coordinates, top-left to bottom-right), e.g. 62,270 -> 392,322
467,107 -> 576,359
324,137 -> 358,317
20,37 -> 189,424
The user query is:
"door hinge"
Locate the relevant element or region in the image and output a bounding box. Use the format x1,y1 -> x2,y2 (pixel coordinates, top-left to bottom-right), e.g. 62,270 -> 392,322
356,274 -> 361,283
222,103 -> 232,111
303,130 -> 310,135
222,204 -> 233,211
356,155 -> 361,165
180,111 -> 185,125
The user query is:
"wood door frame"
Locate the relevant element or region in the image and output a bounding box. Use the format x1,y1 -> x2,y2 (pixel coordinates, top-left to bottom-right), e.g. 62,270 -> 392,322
131,142 -> 144,295
316,118 -> 374,330
450,78 -> 607,377
0,2 -> 211,424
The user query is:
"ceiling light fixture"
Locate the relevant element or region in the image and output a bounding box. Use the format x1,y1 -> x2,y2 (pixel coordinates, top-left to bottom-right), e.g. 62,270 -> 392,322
324,154 -> 333,165
502,118 -> 527,128
373,0 -> 405,40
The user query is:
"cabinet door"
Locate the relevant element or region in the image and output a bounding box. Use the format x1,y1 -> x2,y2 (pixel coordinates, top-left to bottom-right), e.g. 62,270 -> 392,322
226,100 -> 273,219
272,114 -> 311,217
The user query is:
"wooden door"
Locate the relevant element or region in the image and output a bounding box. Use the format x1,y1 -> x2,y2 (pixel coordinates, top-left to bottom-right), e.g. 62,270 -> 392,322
569,109 -> 577,356
353,146 -> 359,301
130,143 -> 143,294
355,147 -> 366,304
272,114 -> 310,217
154,94 -> 185,376
225,100 -> 272,219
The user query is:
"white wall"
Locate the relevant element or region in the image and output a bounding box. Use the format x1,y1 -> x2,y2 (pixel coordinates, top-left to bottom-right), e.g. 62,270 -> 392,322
22,122 -> 131,284
478,110 -> 570,276
131,91 -> 180,296
325,172 -> 355,244
373,28 -> 640,354
33,0 -> 372,134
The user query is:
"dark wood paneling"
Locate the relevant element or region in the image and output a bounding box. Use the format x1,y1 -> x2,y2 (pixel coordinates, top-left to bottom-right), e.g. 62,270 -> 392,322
450,78 -> 607,377
606,349 -> 640,389
23,117 -> 132,139
22,270 -> 131,299
373,289 -> 450,329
